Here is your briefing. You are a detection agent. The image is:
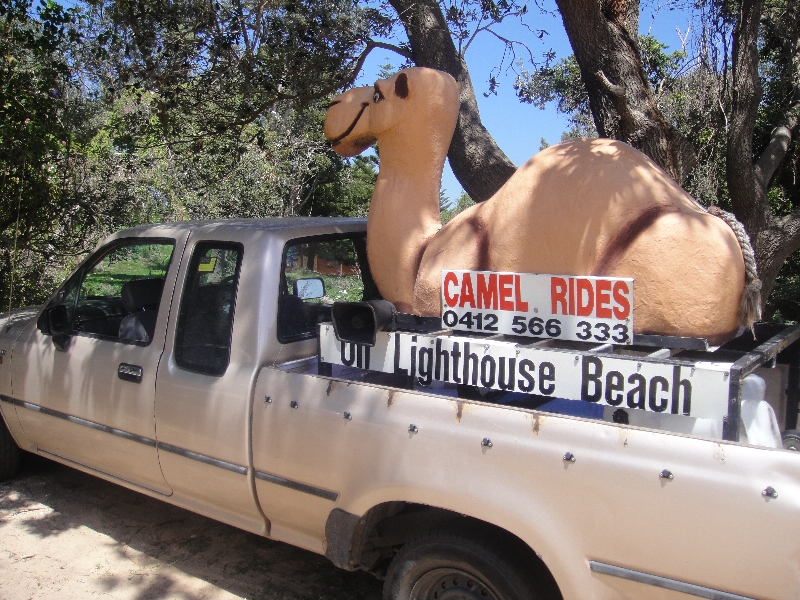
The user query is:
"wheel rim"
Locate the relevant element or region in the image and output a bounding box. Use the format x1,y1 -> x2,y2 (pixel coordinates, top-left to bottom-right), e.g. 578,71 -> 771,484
410,567 -> 503,600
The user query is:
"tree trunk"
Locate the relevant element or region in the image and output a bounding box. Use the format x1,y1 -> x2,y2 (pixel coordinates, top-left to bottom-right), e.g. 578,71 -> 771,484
388,0 -> 517,202
555,0 -> 697,182
727,0 -> 800,306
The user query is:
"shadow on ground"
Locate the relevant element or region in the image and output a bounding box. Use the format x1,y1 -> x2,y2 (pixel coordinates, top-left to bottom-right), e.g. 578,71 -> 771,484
0,453 -> 383,600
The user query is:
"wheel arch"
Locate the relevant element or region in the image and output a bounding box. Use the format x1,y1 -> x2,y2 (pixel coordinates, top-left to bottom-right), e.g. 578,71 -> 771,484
324,501 -> 563,599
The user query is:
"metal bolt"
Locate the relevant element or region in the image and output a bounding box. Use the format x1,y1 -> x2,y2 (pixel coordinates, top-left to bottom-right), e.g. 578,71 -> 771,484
660,469 -> 674,480
762,486 -> 778,499
290,400 -> 298,409
343,411 -> 352,420
264,395 -> 272,403
481,438 -> 493,448
563,452 -> 576,463
408,424 -> 418,433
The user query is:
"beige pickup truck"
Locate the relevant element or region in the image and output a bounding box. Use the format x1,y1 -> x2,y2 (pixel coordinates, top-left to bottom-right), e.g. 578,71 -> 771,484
1,218 -> 799,600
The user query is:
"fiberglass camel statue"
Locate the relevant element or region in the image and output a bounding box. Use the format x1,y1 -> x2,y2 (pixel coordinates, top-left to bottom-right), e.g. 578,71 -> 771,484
324,67 -> 754,344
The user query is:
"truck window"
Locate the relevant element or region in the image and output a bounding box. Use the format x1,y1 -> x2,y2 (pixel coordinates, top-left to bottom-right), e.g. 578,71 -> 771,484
174,242 -> 243,376
66,241 -> 175,344
278,236 -> 368,343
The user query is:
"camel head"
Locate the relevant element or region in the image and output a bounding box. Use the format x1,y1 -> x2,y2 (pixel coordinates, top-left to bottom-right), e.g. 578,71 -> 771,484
324,68 -> 461,159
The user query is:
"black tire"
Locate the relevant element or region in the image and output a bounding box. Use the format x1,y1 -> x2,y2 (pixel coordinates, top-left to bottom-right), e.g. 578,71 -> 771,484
0,415 -> 21,481
782,429 -> 800,452
383,523 -> 554,600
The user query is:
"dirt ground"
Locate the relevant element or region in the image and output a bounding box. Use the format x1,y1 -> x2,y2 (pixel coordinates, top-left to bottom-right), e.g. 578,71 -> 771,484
0,454 -> 384,600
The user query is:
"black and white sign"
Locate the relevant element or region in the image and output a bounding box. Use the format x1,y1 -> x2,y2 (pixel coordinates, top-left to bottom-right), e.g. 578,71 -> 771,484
319,325 -> 732,421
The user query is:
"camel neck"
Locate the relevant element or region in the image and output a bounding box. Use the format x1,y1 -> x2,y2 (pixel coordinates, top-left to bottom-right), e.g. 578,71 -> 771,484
366,145 -> 444,313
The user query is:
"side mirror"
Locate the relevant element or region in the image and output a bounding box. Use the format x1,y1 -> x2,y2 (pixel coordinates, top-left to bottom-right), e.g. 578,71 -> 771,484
294,277 -> 325,300
47,305 -> 70,336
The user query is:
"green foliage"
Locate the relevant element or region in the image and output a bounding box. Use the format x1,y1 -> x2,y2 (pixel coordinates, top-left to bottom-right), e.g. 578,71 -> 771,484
514,35 -> 686,139
308,154 -> 377,218
441,191 -> 475,224
0,0 -> 385,312
82,0 -> 391,149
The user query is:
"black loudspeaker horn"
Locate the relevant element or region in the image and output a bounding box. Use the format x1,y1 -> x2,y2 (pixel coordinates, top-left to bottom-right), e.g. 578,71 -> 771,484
332,300 -> 397,347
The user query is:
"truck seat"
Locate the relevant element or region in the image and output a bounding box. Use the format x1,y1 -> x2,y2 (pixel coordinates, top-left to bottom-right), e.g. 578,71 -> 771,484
118,278 -> 165,343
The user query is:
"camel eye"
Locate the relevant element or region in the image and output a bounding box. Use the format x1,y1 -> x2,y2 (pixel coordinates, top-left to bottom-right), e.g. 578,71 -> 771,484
373,91 -> 382,103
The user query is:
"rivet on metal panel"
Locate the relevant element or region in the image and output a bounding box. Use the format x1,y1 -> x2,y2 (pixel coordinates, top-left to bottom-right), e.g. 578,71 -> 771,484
574,356 -> 579,364
481,438 -> 493,448
691,367 -> 696,376
659,469 -> 674,480
343,412 -> 352,420
563,452 -> 576,462
723,372 -> 729,380
264,396 -> 272,403
484,344 -> 489,352
637,362 -> 642,371
408,424 -> 418,433
762,486 -> 778,499
290,400 -> 298,409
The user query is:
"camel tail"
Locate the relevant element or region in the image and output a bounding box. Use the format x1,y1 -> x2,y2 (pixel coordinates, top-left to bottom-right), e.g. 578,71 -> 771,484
707,206 -> 762,333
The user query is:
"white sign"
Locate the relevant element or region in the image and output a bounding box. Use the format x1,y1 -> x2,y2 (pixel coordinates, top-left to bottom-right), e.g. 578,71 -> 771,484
440,270 -> 634,345
318,326 -> 732,421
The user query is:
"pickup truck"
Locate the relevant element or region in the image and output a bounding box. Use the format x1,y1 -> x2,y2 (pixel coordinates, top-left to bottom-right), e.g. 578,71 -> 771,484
1,217 -> 799,600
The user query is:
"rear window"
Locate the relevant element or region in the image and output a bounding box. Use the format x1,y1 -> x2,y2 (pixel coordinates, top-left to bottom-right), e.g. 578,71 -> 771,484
174,242 -> 243,376
278,236 -> 369,343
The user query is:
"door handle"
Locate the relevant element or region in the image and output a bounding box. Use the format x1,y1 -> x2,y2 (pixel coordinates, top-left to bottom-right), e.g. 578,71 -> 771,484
118,363 -> 143,383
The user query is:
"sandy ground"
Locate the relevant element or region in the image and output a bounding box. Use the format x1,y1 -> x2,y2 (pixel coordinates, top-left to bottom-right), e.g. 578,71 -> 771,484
0,454 -> 383,600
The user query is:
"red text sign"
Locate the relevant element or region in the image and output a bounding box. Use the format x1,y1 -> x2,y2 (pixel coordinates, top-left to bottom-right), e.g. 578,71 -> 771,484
441,270 -> 634,344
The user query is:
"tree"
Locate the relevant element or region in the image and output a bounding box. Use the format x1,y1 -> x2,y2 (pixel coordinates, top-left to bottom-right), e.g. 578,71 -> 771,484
441,190 -> 474,223
1,0 -> 387,311
509,0 -> 800,314
515,35 -> 687,141
82,0 -> 393,153
550,0 -> 696,182
387,0 -> 520,201
725,0 -> 800,307
0,0 -> 97,310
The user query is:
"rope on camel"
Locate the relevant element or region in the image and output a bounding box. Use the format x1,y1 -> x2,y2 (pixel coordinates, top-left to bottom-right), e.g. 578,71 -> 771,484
707,205 -> 761,332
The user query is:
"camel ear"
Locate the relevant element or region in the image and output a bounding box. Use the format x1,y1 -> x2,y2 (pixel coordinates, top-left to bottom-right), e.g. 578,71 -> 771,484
394,73 -> 409,99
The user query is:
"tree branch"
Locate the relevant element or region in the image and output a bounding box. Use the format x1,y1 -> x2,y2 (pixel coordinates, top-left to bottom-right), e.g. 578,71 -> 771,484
754,84 -> 800,189
594,69 -> 626,98
726,0 -> 767,228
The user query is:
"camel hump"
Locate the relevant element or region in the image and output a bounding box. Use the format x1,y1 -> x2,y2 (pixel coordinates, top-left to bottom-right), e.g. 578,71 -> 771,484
414,137 -> 746,342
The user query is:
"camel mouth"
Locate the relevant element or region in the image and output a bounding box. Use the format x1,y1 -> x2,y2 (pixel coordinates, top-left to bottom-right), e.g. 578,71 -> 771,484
327,101 -> 370,145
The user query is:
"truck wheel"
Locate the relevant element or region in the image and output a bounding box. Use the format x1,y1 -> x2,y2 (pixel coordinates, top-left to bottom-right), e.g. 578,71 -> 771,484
0,416 -> 20,481
383,526 -> 549,600
782,429 -> 800,451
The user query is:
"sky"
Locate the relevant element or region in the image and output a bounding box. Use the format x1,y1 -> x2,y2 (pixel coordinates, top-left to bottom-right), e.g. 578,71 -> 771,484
355,0 -> 694,203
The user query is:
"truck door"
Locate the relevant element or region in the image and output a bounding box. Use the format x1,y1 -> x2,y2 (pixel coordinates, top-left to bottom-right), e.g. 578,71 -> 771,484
154,238 -> 267,534
10,237 -> 183,494
251,234 -> 373,549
